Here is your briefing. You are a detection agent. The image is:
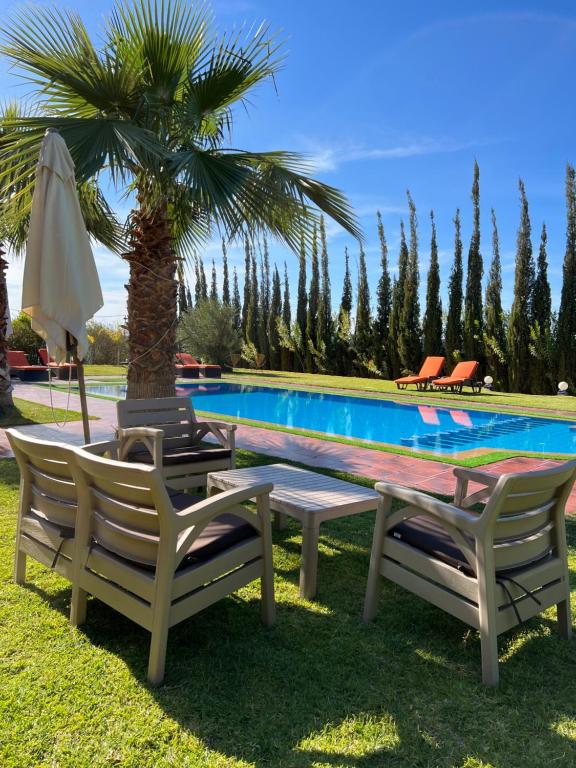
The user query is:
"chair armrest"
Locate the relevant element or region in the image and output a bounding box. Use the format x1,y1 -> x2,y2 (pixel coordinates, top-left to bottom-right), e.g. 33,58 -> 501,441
191,420 -> 236,450
82,439 -> 122,459
116,427 -> 164,468
374,481 -> 479,533
174,482 -> 273,529
453,467 -> 498,508
453,467 -> 498,487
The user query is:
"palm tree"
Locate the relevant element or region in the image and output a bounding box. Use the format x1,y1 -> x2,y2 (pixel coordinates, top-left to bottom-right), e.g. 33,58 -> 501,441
0,0 -> 361,398
0,102 -> 122,412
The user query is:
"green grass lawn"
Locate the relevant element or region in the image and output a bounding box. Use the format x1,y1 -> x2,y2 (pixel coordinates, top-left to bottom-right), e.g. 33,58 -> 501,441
2,450 -> 576,768
0,398 -> 85,428
84,364 -> 127,377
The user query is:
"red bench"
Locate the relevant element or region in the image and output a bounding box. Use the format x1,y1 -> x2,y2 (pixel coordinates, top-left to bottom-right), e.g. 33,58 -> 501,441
175,352 -> 222,379
38,349 -> 78,380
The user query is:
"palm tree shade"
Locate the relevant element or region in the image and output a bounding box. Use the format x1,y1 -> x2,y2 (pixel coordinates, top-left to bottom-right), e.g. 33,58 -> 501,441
0,0 -> 361,398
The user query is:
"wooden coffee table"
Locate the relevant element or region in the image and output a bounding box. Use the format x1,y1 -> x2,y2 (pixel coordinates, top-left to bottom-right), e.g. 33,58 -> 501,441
207,463 -> 379,599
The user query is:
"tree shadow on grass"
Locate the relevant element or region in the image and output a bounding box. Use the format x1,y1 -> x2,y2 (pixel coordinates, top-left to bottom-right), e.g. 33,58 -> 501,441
76,532 -> 576,768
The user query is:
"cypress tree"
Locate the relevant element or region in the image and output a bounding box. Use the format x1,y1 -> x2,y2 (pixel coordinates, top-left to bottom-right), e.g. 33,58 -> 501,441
258,241 -> 271,365
445,209 -> 464,368
221,240 -> 230,305
530,222 -> 553,393
388,221 -> 408,378
186,287 -> 193,309
268,265 -> 282,370
178,281 -> 188,316
508,179 -> 534,393
296,236 -> 307,347
463,160 -> 483,360
232,267 -> 241,331
374,211 -> 392,373
355,247 -> 372,356
210,259 -> 218,302
422,210 -> 442,356
317,216 -> 333,357
484,209 -> 507,388
398,191 -> 421,372
335,247 -> 353,374
557,164 -> 576,383
281,262 -> 292,371
241,237 -> 251,339
249,252 -> 259,346
306,225 -> 320,371
195,256 -> 207,301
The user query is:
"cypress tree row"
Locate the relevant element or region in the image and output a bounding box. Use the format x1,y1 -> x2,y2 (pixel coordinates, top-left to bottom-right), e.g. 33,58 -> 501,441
249,252 -> 259,346
557,164 -> 576,384
388,221 -> 408,377
269,265 -> 282,370
463,160 -> 484,361
530,222 -> 553,393
445,209 -> 464,368
221,240 -> 230,305
508,179 -> 534,393
422,210 -> 442,356
398,192 -> 421,372
484,209 -> 507,388
258,241 -> 271,365
241,237 -> 251,340
232,267 -> 241,331
210,259 -> 218,302
374,211 -> 391,373
354,247 -> 372,359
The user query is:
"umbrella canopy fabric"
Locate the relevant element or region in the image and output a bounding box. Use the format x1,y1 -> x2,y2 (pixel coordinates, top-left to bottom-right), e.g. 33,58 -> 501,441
22,130 -> 103,363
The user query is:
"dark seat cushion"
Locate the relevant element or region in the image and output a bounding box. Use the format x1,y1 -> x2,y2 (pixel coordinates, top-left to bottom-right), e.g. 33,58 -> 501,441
128,445 -> 232,467
390,516 -> 473,573
389,516 -> 552,576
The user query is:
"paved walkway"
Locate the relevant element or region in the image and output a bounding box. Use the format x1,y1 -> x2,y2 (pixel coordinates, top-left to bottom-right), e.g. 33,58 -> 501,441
4,382 -> 575,512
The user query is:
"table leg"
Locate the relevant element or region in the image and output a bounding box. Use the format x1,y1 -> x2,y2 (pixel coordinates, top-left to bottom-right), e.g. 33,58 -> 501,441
300,522 -> 320,599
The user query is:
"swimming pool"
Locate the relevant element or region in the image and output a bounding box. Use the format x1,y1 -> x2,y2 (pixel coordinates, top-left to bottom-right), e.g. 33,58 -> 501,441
85,381 -> 576,457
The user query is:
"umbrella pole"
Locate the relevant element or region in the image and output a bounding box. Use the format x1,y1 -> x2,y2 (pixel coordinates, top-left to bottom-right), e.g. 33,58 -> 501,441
68,335 -> 91,443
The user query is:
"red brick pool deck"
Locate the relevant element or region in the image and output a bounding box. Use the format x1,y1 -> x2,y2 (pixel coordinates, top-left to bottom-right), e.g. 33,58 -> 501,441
4,382 -> 575,513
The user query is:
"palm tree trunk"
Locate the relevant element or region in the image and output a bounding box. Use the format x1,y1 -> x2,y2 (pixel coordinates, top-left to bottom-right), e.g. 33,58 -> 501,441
124,197 -> 178,400
0,243 -> 14,413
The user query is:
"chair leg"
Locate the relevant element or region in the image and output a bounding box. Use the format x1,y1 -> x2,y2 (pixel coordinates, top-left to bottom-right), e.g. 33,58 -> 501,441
363,498 -> 390,622
557,599 -> 572,640
260,565 -> 276,626
480,630 -> 499,686
14,547 -> 26,584
70,586 -> 87,627
148,623 -> 170,686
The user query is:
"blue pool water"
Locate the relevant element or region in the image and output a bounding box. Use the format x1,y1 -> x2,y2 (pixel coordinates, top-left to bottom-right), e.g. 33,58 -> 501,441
85,381 -> 576,456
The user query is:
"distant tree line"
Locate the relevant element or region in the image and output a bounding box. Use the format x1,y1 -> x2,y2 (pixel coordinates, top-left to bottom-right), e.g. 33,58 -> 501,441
179,162 -> 576,395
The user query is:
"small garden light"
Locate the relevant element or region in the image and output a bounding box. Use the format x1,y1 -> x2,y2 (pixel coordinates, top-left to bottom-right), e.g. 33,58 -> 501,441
483,375 -> 494,390
558,381 -> 569,395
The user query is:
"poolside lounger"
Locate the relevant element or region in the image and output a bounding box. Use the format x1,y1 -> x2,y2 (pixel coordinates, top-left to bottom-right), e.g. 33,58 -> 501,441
7,350 -> 49,381
38,348 -> 78,380
70,448 -> 275,684
175,352 -> 222,379
364,461 -> 576,685
431,361 -> 480,394
112,396 -> 236,490
395,356 -> 445,390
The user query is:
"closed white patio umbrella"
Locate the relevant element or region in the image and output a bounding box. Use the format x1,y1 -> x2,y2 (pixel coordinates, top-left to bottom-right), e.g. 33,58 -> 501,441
23,128 -> 104,441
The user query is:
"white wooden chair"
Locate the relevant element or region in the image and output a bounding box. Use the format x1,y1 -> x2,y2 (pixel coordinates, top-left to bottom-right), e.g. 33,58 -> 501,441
114,396 -> 236,490
70,447 -> 275,685
364,462 -> 576,685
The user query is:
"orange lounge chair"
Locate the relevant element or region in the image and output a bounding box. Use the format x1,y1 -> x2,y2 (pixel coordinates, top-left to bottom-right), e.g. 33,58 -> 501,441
432,361 -> 480,394
176,352 -> 222,379
38,348 -> 78,380
7,350 -> 49,382
395,356 -> 445,390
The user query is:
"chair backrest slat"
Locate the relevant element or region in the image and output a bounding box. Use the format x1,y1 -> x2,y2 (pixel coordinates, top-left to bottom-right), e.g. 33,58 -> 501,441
117,397 -> 197,436
484,462 -> 576,571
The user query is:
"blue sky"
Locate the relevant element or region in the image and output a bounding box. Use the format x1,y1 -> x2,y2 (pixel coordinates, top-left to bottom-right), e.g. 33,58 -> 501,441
2,0 -> 576,323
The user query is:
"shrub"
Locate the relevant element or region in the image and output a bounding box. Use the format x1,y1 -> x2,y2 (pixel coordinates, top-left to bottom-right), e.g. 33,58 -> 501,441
7,312 -> 44,363
178,299 -> 241,366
